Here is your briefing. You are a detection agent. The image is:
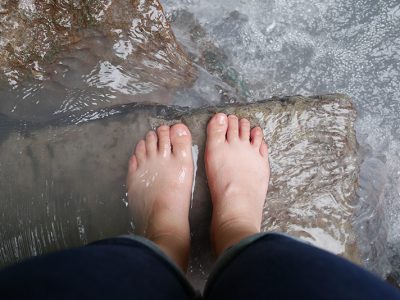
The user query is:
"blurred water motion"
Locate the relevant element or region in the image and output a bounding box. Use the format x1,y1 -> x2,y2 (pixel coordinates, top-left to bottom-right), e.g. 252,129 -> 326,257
161,0 -> 400,285
0,0 -> 399,289
0,95 -> 359,290
0,0 -> 195,121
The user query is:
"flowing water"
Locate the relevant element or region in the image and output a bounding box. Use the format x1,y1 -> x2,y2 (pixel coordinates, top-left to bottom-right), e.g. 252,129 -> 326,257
160,0 -> 400,284
0,0 -> 399,288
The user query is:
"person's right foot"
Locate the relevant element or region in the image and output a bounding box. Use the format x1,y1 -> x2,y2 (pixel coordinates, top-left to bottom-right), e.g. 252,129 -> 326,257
205,113 -> 270,257
126,124 -> 194,271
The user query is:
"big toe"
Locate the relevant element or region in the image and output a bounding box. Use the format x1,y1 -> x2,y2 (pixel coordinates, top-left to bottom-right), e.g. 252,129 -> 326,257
170,123 -> 192,160
207,113 -> 228,148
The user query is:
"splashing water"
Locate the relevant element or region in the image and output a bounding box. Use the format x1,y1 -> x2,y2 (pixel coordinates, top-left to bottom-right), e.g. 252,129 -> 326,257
0,0 -> 399,287
159,0 -> 400,283
0,0 -> 196,121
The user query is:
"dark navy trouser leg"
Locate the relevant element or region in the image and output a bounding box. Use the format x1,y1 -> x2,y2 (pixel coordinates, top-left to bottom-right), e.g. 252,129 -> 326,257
204,233 -> 400,300
1,233 -> 399,299
0,237 -> 195,300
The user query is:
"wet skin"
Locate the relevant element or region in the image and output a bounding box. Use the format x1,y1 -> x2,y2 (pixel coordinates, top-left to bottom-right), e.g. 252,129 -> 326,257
127,113 -> 270,271
127,124 -> 193,271
205,114 -> 270,256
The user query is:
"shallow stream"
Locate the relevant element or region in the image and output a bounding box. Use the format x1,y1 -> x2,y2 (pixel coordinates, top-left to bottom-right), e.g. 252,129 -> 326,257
0,0 -> 399,288
160,0 -> 400,284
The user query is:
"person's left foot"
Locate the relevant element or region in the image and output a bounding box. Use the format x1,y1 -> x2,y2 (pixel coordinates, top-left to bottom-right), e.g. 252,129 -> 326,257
126,124 -> 194,271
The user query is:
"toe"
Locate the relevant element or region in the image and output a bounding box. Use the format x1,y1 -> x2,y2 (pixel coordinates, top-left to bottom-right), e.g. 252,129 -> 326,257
227,115 -> 239,142
251,127 -> 263,148
170,123 -> 192,160
128,155 -> 138,173
126,155 -> 138,189
206,113 -> 228,147
145,131 -> 157,157
260,140 -> 269,158
135,140 -> 146,164
157,125 -> 171,157
239,118 -> 251,141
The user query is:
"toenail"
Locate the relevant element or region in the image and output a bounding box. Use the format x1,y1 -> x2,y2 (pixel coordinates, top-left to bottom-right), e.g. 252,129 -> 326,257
176,127 -> 188,137
217,114 -> 226,125
158,125 -> 169,132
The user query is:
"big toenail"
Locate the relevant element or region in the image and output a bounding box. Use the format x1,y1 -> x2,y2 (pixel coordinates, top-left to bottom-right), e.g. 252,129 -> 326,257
217,114 -> 226,125
176,127 -> 188,137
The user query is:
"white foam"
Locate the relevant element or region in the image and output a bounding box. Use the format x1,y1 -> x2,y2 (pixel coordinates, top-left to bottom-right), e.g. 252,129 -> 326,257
161,0 -> 400,279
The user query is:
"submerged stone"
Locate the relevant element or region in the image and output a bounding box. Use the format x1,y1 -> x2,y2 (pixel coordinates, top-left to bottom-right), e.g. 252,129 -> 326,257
0,0 -> 196,121
0,94 -> 358,288
169,9 -> 251,102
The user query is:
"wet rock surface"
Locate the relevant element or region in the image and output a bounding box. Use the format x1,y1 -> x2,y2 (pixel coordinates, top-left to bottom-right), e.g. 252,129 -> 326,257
0,94 -> 358,289
2,0 -> 396,288
168,9 -> 250,103
160,0 -> 400,283
0,0 -> 195,121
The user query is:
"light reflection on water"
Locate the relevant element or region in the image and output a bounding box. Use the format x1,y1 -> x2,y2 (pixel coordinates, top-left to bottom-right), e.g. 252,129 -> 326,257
0,0 -> 196,121
161,0 -> 400,283
0,0 -> 399,288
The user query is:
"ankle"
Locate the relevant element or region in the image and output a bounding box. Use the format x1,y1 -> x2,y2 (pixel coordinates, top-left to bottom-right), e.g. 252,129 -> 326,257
147,230 -> 190,272
212,217 -> 260,257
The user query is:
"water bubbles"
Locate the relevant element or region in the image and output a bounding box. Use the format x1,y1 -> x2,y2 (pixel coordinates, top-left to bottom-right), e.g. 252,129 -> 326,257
0,0 -> 196,121
161,0 -> 400,283
122,193 -> 129,207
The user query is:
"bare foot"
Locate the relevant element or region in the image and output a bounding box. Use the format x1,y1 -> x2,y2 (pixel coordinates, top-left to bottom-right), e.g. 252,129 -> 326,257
126,124 -> 193,271
205,113 -> 270,257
